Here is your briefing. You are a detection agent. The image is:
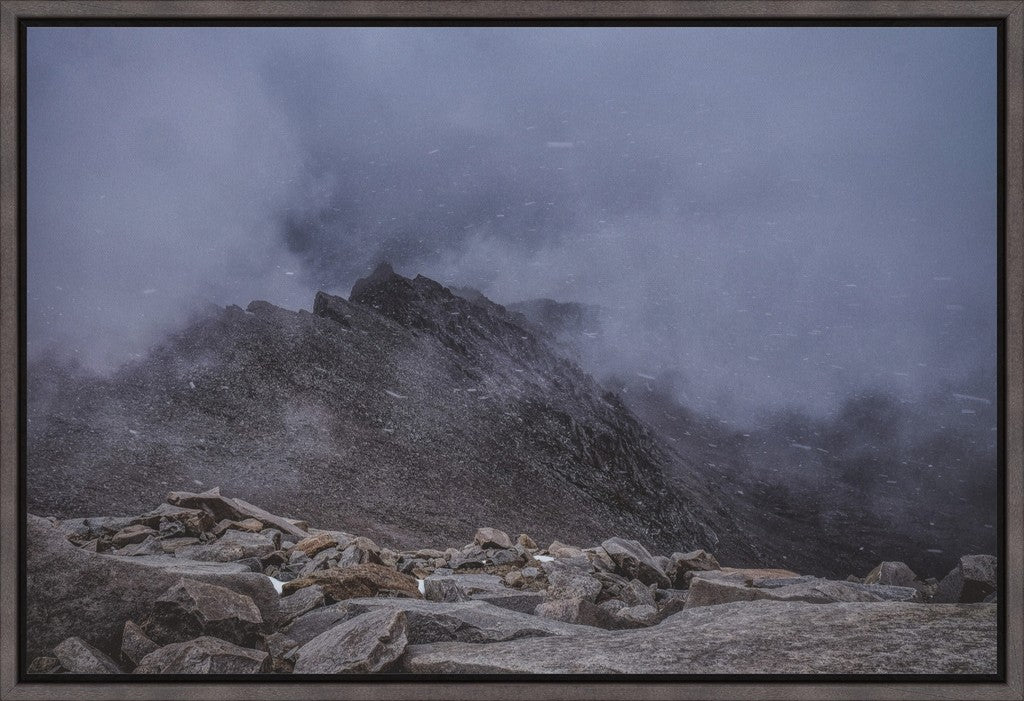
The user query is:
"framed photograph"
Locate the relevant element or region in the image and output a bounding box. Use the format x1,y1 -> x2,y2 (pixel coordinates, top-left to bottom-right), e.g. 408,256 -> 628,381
1,2 -> 1021,700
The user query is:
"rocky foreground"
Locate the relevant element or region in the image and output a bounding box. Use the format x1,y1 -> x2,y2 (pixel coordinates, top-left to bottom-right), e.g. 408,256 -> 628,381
26,488 -> 998,675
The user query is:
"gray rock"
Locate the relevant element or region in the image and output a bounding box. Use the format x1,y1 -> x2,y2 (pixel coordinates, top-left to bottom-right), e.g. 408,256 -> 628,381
546,569 -> 602,603
26,515 -> 279,659
26,656 -> 63,674
615,604 -> 659,627
120,620 -> 159,667
166,487 -> 308,539
287,597 -> 591,646
474,527 -> 513,550
293,609 -> 408,674
111,524 -> 158,548
667,549 -> 720,587
144,578 -> 264,646
547,541 -> 584,559
934,555 -> 997,603
263,632 -> 300,673
620,579 -> 656,608
53,637 -> 122,674
600,538 -> 671,588
402,601 -> 997,674
685,576 -> 899,609
175,530 -> 277,563
865,561 -> 919,588
134,636 -> 270,674
279,584 -> 326,623
472,591 -> 546,614
423,573 -> 505,602
534,597 -> 630,630
598,599 -> 627,615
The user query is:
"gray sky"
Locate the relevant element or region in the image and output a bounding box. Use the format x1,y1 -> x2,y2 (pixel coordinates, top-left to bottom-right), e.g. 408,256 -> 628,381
27,26 -> 998,420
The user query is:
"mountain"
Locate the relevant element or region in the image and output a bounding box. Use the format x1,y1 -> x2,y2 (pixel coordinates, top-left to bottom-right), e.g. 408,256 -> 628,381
28,264 -> 741,559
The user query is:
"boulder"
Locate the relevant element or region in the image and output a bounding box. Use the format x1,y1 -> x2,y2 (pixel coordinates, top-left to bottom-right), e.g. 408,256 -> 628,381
934,555 -> 997,603
546,569 -> 603,603
144,578 -> 265,646
175,530 -> 277,563
472,591 -> 547,614
53,637 -> 122,674
279,585 -> 327,623
547,541 -> 584,559
600,538 -> 671,588
473,527 -> 513,550
517,534 -> 537,549
685,576 -> 906,610
615,604 -> 659,627
26,657 -> 63,674
423,573 -> 505,602
285,597 -> 591,647
26,514 -> 278,659
134,636 -> 270,674
864,561 -> 919,588
111,524 -> 158,548
283,563 -> 421,601
292,609 -> 408,674
667,549 -> 720,587
166,487 -> 307,539
534,597 -> 628,630
401,601 -> 997,674
684,578 -> 766,609
263,632 -> 300,673
292,532 -> 340,558
120,620 -> 159,667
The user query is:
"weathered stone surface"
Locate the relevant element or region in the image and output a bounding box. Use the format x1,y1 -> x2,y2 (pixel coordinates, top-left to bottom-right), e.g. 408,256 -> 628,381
473,527 -> 513,550
517,534 -> 537,549
615,604 -> 658,627
111,524 -> 158,548
865,561 -> 918,588
423,573 -> 505,602
134,636 -> 270,674
547,541 -> 584,559
57,516 -> 141,545
145,578 -> 265,647
26,656 -> 62,674
472,591 -> 547,614
279,585 -> 327,622
667,549 -> 720,587
292,532 -> 339,558
263,632 -> 300,673
685,576 -> 897,609
120,620 -> 159,667
600,538 -> 671,588
934,555 -> 997,604
53,637 -> 122,674
144,503 -> 214,536
534,597 -> 627,630
283,563 -> 421,601
286,597 -> 592,647
167,487 -> 308,539
292,609 -> 408,674
175,530 -> 277,563
403,601 -> 997,674
26,515 -> 279,659
546,569 -> 602,603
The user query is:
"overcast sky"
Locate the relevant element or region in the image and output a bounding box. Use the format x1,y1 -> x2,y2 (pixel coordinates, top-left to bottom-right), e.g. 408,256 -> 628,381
26,26 -> 998,420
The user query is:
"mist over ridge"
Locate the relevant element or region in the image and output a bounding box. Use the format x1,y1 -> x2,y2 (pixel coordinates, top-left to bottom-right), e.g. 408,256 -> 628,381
27,26 -> 998,424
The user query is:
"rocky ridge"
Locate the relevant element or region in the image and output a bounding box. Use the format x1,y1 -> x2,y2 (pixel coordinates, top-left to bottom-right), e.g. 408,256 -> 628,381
27,489 -> 998,675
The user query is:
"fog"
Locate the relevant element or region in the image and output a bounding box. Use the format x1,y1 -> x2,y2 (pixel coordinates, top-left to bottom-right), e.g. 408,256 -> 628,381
27,26 -> 998,422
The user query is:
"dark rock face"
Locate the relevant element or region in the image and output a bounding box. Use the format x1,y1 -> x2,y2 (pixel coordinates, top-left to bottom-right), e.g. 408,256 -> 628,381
27,267 -> 726,560
134,636 -> 270,674
25,515 -> 278,659
292,609 -> 408,674
403,601 -> 998,674
934,554 -> 997,603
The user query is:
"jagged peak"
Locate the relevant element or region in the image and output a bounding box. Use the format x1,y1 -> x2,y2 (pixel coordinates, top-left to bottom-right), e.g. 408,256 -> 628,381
350,261 -> 404,300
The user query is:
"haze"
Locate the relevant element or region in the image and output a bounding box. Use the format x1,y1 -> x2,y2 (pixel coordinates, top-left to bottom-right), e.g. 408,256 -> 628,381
26,26 -> 998,421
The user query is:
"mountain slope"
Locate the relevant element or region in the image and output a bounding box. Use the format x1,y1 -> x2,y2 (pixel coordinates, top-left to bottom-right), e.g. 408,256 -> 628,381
28,264 -> 741,558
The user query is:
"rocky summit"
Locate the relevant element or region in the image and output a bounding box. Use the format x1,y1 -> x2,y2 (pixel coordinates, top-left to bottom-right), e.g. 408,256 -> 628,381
26,490 -> 997,675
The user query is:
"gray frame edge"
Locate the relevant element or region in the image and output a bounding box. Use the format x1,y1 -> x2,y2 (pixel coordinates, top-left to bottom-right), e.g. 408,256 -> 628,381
0,1 -> 1021,700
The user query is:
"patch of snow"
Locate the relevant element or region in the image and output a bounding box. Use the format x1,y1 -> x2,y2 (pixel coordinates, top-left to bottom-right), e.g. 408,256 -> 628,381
533,555 -> 555,562
636,372 -> 656,380
267,576 -> 284,595
384,390 -> 408,400
790,443 -> 813,451
417,578 -> 425,595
